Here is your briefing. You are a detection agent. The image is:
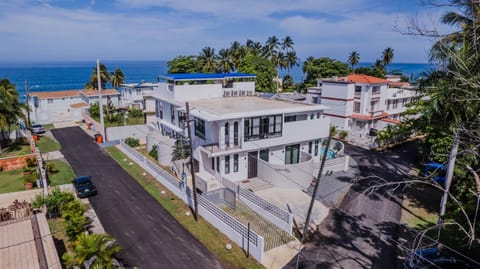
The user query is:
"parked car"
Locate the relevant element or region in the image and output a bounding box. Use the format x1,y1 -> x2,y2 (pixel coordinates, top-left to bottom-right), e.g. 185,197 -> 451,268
30,124 -> 45,134
72,176 -> 97,198
405,247 -> 480,269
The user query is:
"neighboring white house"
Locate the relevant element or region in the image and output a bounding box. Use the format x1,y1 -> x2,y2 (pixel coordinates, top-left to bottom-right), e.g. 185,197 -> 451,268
149,73 -> 331,193
119,82 -> 159,124
306,74 -> 418,139
28,89 -> 120,124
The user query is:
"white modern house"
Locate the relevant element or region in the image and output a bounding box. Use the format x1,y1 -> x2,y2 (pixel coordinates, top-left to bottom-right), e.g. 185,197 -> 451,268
149,73 -> 332,193
28,89 -> 120,124
306,74 -> 418,139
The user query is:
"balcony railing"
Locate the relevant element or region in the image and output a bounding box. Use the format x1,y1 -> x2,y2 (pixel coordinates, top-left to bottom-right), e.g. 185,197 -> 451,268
369,110 -> 384,118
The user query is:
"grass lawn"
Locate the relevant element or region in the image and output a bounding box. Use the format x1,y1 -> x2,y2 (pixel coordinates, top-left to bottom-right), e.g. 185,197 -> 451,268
0,142 -> 31,158
104,146 -> 264,269
48,159 -> 76,186
36,136 -> 61,152
42,123 -> 55,130
0,168 -> 25,193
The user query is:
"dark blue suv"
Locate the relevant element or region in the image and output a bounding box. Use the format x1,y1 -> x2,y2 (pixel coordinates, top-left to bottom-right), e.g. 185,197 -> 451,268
405,247 -> 480,269
72,176 -> 97,198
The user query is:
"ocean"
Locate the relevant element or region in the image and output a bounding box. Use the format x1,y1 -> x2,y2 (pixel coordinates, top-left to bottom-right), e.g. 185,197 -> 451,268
0,61 -> 435,101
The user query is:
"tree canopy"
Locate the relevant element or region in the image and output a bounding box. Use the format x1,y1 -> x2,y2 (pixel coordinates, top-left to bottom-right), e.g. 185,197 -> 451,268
302,57 -> 351,87
238,54 -> 276,92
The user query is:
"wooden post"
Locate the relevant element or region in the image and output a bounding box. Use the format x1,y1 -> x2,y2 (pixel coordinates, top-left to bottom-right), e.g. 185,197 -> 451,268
186,102 -> 199,221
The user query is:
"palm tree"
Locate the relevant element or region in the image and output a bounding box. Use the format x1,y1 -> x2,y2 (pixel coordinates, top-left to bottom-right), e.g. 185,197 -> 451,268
286,51 -> 299,75
86,63 -> 110,90
230,41 -> 243,71
263,36 -> 279,60
302,56 -> 315,74
248,42 -> 263,57
347,51 -> 360,69
0,79 -> 26,150
63,233 -> 122,269
381,47 -> 394,67
281,36 -> 294,52
109,68 -> 125,118
110,68 -> 125,90
218,48 -> 233,73
430,0 -> 479,62
198,46 -> 217,73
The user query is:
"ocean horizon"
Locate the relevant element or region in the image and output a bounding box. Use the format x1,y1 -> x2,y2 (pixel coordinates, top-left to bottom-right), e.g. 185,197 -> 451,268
0,60 -> 436,100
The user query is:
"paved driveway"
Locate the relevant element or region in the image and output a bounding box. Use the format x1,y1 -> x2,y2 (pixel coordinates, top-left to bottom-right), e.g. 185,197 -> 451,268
52,127 -> 222,269
285,142 -> 417,269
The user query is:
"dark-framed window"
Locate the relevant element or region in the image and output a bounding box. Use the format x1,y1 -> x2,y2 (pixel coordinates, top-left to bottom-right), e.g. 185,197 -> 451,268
211,157 -> 215,170
216,157 -> 220,172
308,141 -> 313,154
194,117 -> 205,139
314,140 -> 319,156
225,155 -> 230,174
285,115 -> 296,122
244,114 -> 282,141
170,105 -> 175,123
233,154 -> 239,172
260,149 -> 269,162
233,121 -> 239,145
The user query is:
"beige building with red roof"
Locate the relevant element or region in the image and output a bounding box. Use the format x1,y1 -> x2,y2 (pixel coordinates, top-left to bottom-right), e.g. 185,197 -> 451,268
306,74 -> 418,143
28,89 -> 120,124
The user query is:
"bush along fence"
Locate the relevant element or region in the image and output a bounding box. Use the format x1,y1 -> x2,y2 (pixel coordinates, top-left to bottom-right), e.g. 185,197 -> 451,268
118,140 -> 265,263
222,177 -> 294,235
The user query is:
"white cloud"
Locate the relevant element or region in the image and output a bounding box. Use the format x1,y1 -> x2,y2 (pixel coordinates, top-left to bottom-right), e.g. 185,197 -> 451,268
0,0 -> 457,62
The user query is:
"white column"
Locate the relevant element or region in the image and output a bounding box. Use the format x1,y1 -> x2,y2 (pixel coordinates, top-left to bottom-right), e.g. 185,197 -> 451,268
229,121 -> 234,148
219,124 -> 226,150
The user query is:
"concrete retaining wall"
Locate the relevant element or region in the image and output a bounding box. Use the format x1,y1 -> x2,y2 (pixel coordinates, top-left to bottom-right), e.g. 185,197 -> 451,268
106,125 -> 148,142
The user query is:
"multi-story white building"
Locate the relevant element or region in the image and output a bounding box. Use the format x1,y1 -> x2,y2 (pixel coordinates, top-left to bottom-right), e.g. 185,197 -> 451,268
28,89 -> 120,124
119,82 -> 159,123
306,74 -> 418,138
150,73 -> 331,192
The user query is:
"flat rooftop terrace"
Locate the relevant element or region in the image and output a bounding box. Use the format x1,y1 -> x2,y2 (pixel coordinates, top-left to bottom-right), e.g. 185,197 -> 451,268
190,96 -> 327,120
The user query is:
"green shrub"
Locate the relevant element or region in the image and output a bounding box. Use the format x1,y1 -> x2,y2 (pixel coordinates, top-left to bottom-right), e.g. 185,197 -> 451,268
47,162 -> 59,175
62,199 -> 89,241
129,107 -> 144,118
25,157 -> 37,167
33,187 -> 75,217
149,145 -> 158,160
339,130 -> 348,140
23,170 -> 38,184
124,137 -> 140,147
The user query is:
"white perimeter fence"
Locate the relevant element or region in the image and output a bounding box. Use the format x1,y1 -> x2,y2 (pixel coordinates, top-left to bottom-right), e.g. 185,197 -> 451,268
118,141 -> 265,262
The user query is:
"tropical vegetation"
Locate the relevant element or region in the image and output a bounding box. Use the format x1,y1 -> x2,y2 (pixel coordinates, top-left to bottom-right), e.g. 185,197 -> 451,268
34,188 -> 123,268
381,0 -> 480,251
0,79 -> 27,153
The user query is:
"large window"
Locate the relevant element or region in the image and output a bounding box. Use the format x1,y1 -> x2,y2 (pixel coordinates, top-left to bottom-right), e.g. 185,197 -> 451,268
355,86 -> 362,95
244,114 -> 282,141
156,101 -> 163,119
233,122 -> 239,146
170,105 -> 175,123
194,117 -> 205,139
233,154 -> 239,172
308,141 -> 312,154
314,140 -> 319,156
353,102 -> 360,113
372,86 -> 381,95
225,155 -> 230,174
260,149 -> 269,162
285,144 -> 300,164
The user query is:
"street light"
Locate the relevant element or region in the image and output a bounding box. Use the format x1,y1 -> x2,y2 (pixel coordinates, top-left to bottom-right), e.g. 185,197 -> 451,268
25,80 -> 39,128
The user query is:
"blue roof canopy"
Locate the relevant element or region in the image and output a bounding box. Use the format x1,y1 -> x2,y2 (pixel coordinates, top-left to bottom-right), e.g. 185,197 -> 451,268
159,73 -> 256,81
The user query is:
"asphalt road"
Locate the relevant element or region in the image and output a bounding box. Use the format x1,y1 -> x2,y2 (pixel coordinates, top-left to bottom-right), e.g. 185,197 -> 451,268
52,127 -> 223,269
285,142 -> 418,269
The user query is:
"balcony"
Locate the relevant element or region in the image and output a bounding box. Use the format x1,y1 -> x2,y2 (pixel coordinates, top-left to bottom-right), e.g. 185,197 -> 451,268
369,110 -> 385,118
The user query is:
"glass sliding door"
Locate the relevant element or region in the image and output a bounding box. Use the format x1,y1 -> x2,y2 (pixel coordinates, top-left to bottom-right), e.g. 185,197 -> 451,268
285,144 -> 300,164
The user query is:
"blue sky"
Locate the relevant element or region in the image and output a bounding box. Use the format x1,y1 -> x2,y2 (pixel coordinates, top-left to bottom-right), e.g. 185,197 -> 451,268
0,0 -> 453,63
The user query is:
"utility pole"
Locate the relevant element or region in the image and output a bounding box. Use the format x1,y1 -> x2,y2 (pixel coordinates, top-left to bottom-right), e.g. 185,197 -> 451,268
296,128 -> 333,268
186,102 -> 199,221
25,80 -> 31,128
439,128 -> 460,223
96,59 -> 105,137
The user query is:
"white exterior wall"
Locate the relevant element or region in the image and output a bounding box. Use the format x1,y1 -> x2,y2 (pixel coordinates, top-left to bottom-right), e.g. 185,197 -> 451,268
174,84 -> 223,101
31,96 -> 85,124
